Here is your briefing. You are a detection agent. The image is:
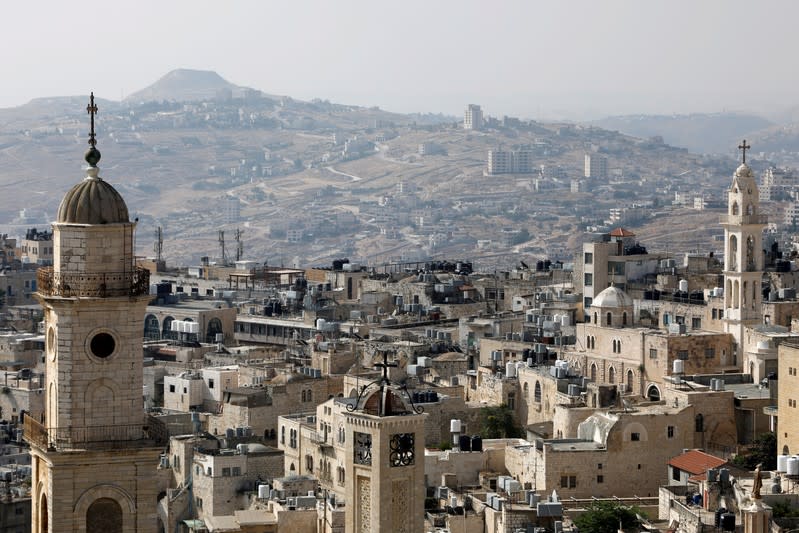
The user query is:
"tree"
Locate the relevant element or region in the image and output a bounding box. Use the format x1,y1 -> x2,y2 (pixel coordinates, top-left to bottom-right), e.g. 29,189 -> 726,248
732,432 -> 777,470
478,404 -> 521,439
573,501 -> 642,533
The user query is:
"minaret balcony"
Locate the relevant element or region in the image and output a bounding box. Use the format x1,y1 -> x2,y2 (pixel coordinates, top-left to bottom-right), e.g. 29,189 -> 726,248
36,266 -> 150,298
719,214 -> 768,225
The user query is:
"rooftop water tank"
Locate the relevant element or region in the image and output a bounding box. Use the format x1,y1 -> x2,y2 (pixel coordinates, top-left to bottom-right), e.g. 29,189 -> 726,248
787,457 -> 799,476
450,419 -> 462,433
673,360 -> 685,374
258,484 -> 270,499
506,362 -> 517,378
777,454 -> 790,472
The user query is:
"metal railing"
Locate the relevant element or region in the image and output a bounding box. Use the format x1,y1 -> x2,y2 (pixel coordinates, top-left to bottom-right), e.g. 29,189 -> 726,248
37,267 -> 150,298
24,413 -> 168,450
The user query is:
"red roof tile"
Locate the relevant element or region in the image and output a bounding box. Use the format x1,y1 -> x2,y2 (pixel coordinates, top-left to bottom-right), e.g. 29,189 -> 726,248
610,227 -> 635,237
668,450 -> 727,475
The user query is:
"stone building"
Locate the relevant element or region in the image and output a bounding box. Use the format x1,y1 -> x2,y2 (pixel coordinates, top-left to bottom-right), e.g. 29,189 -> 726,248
25,97 -> 165,532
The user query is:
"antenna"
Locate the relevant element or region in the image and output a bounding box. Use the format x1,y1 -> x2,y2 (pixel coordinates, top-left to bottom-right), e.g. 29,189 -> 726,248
154,226 -> 163,263
235,228 -> 244,262
219,230 -> 228,265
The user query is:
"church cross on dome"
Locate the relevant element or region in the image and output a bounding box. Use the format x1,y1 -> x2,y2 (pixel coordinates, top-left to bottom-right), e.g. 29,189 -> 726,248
738,139 -> 751,164
86,92 -> 98,148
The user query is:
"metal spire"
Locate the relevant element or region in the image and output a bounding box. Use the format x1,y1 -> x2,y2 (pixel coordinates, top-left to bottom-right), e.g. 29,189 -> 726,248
85,92 -> 101,167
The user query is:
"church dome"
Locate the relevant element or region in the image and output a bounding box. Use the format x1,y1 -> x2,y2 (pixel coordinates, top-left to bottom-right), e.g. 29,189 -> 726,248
735,163 -> 754,178
56,167 -> 129,225
592,285 -> 633,309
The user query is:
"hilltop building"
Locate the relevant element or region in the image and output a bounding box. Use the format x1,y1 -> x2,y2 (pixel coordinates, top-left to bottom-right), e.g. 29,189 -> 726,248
464,104 -> 483,131
584,153 -> 608,180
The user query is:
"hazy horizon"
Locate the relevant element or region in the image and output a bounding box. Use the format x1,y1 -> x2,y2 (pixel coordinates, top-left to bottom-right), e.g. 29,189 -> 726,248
5,0 -> 799,121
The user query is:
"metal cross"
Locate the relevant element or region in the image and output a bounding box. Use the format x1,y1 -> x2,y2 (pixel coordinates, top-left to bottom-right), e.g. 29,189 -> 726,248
738,139 -> 751,164
374,351 -> 397,384
86,92 -> 98,147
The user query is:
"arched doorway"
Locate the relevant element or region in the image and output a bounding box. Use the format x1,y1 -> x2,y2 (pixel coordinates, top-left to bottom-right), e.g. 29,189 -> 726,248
206,317 -> 223,343
40,494 -> 48,533
87,498 -> 122,533
646,385 -> 660,401
626,370 -> 634,392
608,366 -> 616,384
144,314 -> 160,340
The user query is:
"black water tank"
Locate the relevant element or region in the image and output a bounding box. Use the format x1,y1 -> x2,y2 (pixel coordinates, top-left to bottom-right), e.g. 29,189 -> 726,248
715,508 -> 727,528
471,435 -> 483,452
459,434 -> 471,452
721,512 -> 735,531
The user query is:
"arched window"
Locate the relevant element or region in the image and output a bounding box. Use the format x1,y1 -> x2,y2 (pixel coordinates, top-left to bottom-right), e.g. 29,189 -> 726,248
731,201 -> 739,215
606,312 -> 612,326
301,391 -> 306,402
586,336 -> 590,349
646,385 -> 660,401
306,389 -> 312,402
622,312 -> 628,326
40,494 -> 48,533
523,382 -> 529,399
612,340 -> 617,353
281,426 -> 285,445
617,339 -> 622,353
729,235 -> 738,270
206,318 -> 223,343
144,314 -> 160,340
593,312 -> 598,324
627,370 -> 634,391
162,316 -> 175,340
534,381 -> 542,403
608,367 -> 616,383
86,498 -> 123,533
590,364 -> 597,382
746,236 -> 756,271
746,203 -> 754,215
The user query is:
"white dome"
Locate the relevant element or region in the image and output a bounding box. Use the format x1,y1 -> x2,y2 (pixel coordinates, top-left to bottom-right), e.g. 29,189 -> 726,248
592,285 -> 633,309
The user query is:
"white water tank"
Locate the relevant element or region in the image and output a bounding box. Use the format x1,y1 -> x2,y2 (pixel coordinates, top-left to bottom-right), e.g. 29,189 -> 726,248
679,279 -> 689,292
673,360 -> 685,374
506,362 -> 517,378
787,457 -> 799,476
450,419 -> 462,433
777,454 -> 790,472
258,484 -> 270,499
316,318 -> 327,330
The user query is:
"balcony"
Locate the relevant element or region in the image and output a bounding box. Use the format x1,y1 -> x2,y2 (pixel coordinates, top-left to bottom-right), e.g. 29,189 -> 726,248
719,214 -> 768,226
37,267 -> 150,298
24,413 -> 168,451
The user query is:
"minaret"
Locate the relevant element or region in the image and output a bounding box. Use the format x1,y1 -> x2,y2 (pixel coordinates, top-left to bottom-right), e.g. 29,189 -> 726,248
25,94 -> 165,532
721,140 -> 766,361
344,352 -> 427,533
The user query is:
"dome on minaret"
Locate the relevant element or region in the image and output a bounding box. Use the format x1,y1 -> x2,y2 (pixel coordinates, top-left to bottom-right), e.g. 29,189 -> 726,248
56,166 -> 129,224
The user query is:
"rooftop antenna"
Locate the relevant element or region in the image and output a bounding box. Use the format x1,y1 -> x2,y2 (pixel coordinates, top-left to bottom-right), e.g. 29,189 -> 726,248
218,230 -> 228,265
154,226 -> 163,263
235,228 -> 244,262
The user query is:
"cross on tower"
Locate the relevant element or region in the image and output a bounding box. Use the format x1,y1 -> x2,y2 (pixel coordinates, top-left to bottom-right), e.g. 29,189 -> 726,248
86,92 -> 98,148
374,350 -> 398,385
738,139 -> 751,164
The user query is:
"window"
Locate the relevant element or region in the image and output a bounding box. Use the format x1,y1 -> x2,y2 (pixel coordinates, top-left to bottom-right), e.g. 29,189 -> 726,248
672,467 -> 681,481
584,252 -> 593,264
208,379 -> 215,389
507,392 -> 515,410
631,432 -> 640,441
232,467 -> 241,476
560,475 -> 576,489
597,475 -> 604,483
534,382 -> 542,403
281,426 -> 285,445
695,414 -> 704,432
222,467 -> 231,476
719,309 -> 723,319
676,315 -> 685,325
306,454 -> 314,472
597,463 -> 603,470
705,348 -> 715,358
677,350 -> 689,360
712,309 -> 718,319
584,273 -> 593,287
169,384 -> 175,393
692,317 -> 701,329
649,348 -> 658,359
667,426 -> 674,438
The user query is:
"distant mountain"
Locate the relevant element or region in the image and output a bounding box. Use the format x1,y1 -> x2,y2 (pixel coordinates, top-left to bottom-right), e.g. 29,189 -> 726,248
125,69 -> 245,103
592,113 -> 773,154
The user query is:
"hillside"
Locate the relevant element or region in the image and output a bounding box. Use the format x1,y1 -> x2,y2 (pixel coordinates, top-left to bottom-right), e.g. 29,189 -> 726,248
125,69 -> 244,103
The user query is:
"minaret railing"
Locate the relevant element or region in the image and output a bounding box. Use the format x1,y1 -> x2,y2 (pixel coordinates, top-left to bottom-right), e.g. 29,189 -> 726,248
37,267 -> 150,298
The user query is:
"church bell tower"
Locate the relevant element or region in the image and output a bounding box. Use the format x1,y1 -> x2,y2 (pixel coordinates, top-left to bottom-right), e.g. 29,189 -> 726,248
25,94 -> 165,533
721,140 -> 766,357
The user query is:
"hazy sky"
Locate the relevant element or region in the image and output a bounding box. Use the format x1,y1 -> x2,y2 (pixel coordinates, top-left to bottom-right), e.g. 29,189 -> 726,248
3,0 -> 798,120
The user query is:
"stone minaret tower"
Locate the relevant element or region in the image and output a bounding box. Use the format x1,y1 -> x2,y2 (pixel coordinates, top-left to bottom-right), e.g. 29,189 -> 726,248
26,94 -> 164,533
722,140 -> 766,360
344,353 -> 427,533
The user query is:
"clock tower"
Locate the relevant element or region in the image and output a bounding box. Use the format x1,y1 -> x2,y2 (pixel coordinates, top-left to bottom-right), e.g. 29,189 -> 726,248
25,94 -> 165,533
344,353 -> 427,533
